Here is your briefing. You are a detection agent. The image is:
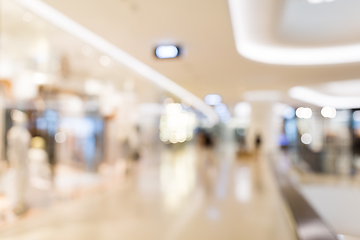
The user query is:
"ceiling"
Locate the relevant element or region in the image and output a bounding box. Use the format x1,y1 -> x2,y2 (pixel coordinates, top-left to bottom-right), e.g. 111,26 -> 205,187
279,0 -> 360,45
0,0 -> 161,103
25,0 -> 360,105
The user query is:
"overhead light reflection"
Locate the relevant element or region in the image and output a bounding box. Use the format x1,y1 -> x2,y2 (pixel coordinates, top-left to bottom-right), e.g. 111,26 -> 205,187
11,109 -> 26,122
353,111 -> 360,122
321,107 -> 336,118
160,150 -> 196,211
33,72 -> 48,85
85,79 -> 103,96
301,133 -> 312,145
99,55 -> 112,67
160,103 -> 197,144
204,94 -> 222,106
234,102 -> 251,118
296,107 -> 312,119
55,132 -> 66,143
235,167 -> 251,203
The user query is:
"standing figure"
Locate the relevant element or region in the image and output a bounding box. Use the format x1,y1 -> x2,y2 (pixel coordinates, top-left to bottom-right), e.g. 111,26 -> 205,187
6,110 -> 31,215
254,133 -> 262,190
198,130 -> 217,195
255,134 -> 262,151
27,136 -> 52,207
124,126 -> 140,175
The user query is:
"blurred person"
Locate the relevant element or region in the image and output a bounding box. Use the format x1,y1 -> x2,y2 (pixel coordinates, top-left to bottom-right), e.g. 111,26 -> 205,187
198,130 -> 218,195
27,136 -> 52,208
255,134 -> 262,151
199,129 -> 215,150
254,133 -> 262,190
235,128 -> 248,157
6,110 -> 31,215
124,126 -> 141,175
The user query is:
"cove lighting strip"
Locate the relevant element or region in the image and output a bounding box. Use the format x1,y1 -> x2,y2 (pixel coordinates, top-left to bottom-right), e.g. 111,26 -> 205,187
14,0 -> 219,124
289,86 -> 360,109
228,0 -> 360,65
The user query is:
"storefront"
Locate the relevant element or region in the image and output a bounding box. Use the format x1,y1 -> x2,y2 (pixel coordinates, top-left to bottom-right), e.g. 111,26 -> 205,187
0,0 -> 176,222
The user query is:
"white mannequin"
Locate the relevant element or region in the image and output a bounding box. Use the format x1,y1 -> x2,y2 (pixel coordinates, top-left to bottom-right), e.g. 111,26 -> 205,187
27,136 -> 52,207
6,110 -> 31,215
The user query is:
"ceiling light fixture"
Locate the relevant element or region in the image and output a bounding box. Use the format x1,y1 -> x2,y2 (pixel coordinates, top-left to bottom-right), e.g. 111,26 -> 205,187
155,45 -> 180,59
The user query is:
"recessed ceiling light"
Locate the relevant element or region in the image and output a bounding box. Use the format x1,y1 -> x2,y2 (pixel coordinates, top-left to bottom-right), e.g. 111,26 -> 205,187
155,45 -> 180,59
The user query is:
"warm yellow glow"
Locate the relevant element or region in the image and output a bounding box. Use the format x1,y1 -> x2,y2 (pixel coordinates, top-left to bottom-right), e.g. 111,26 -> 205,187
160,103 -> 197,144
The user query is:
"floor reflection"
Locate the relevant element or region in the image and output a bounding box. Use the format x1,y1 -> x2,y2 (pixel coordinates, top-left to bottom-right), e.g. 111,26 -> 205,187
160,146 -> 196,211
0,143 -> 297,240
235,166 -> 252,203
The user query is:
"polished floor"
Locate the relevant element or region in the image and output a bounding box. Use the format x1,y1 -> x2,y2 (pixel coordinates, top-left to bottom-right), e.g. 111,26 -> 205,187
0,142 -> 296,240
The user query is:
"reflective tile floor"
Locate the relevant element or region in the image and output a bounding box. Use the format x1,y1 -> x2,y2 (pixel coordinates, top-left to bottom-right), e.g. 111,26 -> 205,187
0,143 -> 296,240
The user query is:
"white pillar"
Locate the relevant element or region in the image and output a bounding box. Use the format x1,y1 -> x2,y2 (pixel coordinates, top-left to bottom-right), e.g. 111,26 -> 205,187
244,91 -> 280,153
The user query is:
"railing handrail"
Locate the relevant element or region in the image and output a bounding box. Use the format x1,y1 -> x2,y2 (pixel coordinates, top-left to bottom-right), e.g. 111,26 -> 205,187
270,155 -> 339,240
